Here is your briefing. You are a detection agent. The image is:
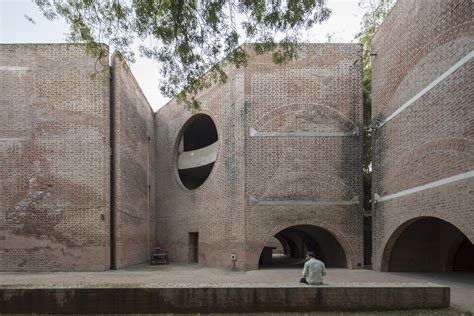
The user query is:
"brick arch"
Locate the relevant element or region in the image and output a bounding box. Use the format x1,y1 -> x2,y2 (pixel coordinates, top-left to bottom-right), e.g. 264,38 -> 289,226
388,138 -> 474,167
378,215 -> 474,272
376,20 -> 472,116
404,25 -> 472,90
249,220 -> 355,270
252,103 -> 356,133
381,138 -> 474,194
253,171 -> 354,201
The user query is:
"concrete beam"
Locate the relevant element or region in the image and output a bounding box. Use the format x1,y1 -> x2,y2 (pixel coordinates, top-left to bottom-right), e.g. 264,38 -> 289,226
374,170 -> 474,203
376,50 -> 474,129
249,127 -> 359,137
249,195 -> 359,206
178,141 -> 218,170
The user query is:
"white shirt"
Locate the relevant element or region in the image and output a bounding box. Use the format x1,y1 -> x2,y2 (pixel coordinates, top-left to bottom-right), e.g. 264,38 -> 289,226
302,258 -> 327,285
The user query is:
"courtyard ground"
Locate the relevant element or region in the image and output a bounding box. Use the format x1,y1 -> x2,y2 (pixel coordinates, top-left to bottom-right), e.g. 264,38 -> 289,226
1,264 -> 473,313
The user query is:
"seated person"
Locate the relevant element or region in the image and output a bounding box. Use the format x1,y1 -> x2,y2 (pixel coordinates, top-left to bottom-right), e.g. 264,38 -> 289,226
300,251 -> 326,285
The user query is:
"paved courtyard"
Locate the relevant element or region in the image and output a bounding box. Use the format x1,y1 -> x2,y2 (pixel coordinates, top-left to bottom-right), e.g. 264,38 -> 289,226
1,264 -> 473,313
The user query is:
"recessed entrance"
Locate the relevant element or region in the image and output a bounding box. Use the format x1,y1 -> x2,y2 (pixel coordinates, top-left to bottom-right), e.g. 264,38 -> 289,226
258,225 -> 348,269
177,114 -> 218,190
188,232 -> 199,263
385,217 -> 474,272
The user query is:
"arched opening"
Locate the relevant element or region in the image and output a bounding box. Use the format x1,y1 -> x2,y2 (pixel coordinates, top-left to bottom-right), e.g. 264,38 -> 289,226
386,217 -> 474,272
258,225 -> 348,269
177,114 -> 218,190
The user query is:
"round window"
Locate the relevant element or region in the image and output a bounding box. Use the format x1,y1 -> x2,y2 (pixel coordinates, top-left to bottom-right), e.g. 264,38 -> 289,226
176,114 -> 218,190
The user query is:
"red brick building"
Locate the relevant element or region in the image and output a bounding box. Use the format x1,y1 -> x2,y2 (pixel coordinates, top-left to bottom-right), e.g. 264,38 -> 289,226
155,44 -> 364,270
0,45 -> 155,271
1,0 -> 472,272
371,0 -> 474,272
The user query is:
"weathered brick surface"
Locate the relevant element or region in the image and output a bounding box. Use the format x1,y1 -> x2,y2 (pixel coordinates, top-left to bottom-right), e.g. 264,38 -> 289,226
155,64 -> 246,269
155,44 -> 363,270
111,53 -> 156,268
0,44 -> 111,271
371,0 -> 474,271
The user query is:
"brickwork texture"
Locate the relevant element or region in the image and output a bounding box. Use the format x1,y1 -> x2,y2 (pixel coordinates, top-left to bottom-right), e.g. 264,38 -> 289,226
2,0 -> 471,273
155,44 -> 364,270
111,53 -> 156,269
371,0 -> 474,271
0,45 -> 155,271
0,44 -> 111,271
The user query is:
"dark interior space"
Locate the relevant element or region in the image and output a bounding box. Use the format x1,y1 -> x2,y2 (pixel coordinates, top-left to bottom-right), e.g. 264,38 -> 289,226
183,114 -> 218,151
388,217 -> 474,272
453,237 -> 474,272
178,114 -> 218,189
259,225 -> 347,269
178,163 -> 215,190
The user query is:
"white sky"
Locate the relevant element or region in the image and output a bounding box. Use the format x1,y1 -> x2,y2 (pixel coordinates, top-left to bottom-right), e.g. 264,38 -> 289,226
0,0 -> 364,111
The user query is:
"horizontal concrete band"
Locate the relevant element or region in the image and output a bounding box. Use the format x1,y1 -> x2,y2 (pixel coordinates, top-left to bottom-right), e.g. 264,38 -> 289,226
0,66 -> 29,71
374,170 -> 474,203
377,50 -> 474,129
249,195 -> 359,206
0,286 -> 450,313
249,127 -> 359,137
178,141 -> 217,169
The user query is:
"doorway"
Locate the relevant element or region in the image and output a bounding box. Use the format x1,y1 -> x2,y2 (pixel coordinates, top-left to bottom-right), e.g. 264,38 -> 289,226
188,232 -> 199,263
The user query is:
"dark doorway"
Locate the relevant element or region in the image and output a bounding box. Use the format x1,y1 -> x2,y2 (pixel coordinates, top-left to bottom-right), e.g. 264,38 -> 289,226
258,225 -> 347,269
188,232 -> 199,263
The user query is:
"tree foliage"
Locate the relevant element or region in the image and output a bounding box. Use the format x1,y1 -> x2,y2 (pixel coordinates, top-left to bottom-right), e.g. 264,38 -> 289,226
35,0 -> 331,108
356,0 -> 394,210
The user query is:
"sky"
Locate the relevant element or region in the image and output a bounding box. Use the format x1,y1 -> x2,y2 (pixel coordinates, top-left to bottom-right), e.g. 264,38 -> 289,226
0,0 -> 364,111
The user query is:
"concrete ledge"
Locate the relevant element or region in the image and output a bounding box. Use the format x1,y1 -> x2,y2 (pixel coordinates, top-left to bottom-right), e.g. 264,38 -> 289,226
0,285 -> 450,313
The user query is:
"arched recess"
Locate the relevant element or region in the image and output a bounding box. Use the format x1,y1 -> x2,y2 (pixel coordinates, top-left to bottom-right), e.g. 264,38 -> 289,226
255,222 -> 353,269
380,216 -> 474,272
252,103 -> 356,133
255,171 -> 354,201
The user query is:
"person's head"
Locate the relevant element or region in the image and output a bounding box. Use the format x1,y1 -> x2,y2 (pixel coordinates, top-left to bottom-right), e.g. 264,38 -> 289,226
306,251 -> 315,259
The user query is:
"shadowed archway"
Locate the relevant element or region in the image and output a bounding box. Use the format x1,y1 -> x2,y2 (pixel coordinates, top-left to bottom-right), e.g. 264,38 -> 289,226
382,217 -> 474,272
258,225 -> 348,269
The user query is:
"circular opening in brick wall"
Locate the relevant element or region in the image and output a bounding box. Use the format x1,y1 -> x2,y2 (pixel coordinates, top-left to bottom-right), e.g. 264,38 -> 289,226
176,114 -> 218,190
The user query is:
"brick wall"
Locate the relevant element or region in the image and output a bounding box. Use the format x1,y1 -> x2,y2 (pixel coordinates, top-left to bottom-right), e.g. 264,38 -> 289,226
371,0 -> 474,271
243,44 -> 364,269
0,44 -> 110,271
155,64 -> 246,269
111,53 -> 156,268
155,44 -> 363,270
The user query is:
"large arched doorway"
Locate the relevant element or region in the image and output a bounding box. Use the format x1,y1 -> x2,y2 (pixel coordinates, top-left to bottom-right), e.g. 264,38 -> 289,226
384,217 -> 474,272
258,225 -> 348,269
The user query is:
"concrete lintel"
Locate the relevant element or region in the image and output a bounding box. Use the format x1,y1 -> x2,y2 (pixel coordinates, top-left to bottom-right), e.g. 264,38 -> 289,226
249,127 -> 359,137
374,170 -> 474,203
249,195 -> 359,206
0,66 -> 29,71
178,141 -> 217,170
